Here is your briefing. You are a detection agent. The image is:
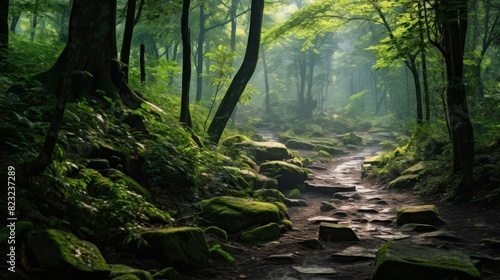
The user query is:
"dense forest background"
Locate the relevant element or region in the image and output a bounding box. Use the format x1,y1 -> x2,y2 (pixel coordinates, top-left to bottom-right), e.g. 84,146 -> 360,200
1,0 -> 500,279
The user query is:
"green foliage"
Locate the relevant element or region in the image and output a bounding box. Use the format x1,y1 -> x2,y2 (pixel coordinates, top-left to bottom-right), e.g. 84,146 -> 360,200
209,244 -> 235,263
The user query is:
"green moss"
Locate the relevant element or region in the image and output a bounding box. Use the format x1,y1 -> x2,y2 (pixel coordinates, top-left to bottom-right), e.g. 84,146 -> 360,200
343,132 -> 363,146
388,174 -> 419,190
221,135 -> 252,148
204,226 -> 228,240
209,244 -> 235,263
253,189 -> 284,202
286,189 -> 302,199
198,196 -> 281,234
259,161 -> 311,190
140,227 -> 209,270
280,218 -> 293,231
313,144 -> 344,155
109,264 -> 153,280
106,169 -> 151,200
31,229 -> 110,278
317,150 -> 331,159
240,223 -> 281,244
374,241 -> 481,280
111,275 -> 142,280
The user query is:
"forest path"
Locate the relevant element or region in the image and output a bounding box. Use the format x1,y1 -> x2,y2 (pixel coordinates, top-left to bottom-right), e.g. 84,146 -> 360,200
189,136 -> 500,280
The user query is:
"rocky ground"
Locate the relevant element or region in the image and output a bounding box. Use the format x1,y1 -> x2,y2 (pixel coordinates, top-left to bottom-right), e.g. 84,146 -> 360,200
186,145 -> 500,280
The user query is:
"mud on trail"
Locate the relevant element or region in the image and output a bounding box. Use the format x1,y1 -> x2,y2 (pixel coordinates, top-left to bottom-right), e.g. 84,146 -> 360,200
187,145 -> 500,280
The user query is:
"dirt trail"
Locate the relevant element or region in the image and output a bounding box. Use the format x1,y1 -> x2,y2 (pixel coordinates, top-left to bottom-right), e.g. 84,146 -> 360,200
188,143 -> 500,280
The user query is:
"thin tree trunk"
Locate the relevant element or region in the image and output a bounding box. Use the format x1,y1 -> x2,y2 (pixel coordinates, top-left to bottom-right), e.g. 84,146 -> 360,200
262,48 -> 271,114
409,56 -> 423,124
195,4 -> 206,102
0,0 -> 8,69
120,0 -> 137,82
207,0 -> 264,144
140,43 -> 145,83
179,0 -> 192,127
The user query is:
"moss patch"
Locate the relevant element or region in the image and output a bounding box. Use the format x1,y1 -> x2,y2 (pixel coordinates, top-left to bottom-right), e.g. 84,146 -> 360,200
259,161 -> 310,190
373,241 -> 481,280
198,196 -> 282,234
396,205 -> 444,226
139,227 -> 209,271
241,223 -> 281,244
109,264 -> 153,280
286,189 -> 302,199
30,229 -> 110,279
388,174 -> 419,190
203,226 -> 228,240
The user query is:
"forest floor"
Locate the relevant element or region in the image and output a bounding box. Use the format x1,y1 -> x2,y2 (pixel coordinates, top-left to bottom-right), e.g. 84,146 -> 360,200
184,144 -> 500,280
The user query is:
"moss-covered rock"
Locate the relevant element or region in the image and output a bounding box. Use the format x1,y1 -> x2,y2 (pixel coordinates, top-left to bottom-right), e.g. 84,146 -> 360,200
259,161 -> 310,190
241,223 -> 281,244
111,275 -> 142,280
396,205 -> 444,226
203,226 -> 228,240
286,139 -> 316,150
401,161 -> 431,175
313,144 -> 345,155
286,189 -> 302,199
316,150 -> 332,160
364,155 -> 384,166
139,227 -> 209,271
318,223 -> 359,242
388,174 -> 419,190
233,141 -> 293,163
198,196 -> 283,234
253,188 -> 285,202
30,229 -> 110,279
109,264 -> 153,280
328,114 -> 356,133
221,135 -> 252,148
106,169 -> 151,200
343,132 -> 363,146
209,244 -> 235,262
373,241 -> 481,280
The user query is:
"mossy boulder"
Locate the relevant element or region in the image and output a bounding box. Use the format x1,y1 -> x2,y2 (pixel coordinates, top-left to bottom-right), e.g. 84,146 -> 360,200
30,229 -> 110,279
342,132 -> 363,146
364,155 -> 384,166
259,161 -> 310,190
318,223 -> 359,242
203,226 -> 228,240
388,174 -> 419,190
253,188 -> 285,202
221,135 -> 251,148
313,144 -> 345,155
233,141 -> 293,163
286,189 -> 302,199
396,205 -> 445,226
241,223 -> 282,244
198,196 -> 284,234
328,114 -> 355,133
373,241 -> 481,280
106,169 -> 151,200
286,139 -> 316,150
139,227 -> 209,271
109,264 -> 153,280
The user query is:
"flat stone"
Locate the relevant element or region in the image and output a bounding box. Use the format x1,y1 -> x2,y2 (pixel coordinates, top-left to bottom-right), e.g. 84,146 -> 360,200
417,230 -> 465,242
319,222 -> 359,242
331,246 -> 376,262
371,219 -> 393,225
305,182 -> 356,195
352,218 -> 369,223
332,211 -> 349,218
299,239 -> 324,249
307,216 -> 339,224
396,205 -> 445,226
293,266 -> 336,274
320,202 -> 336,212
375,200 -> 389,205
373,234 -> 411,241
399,223 -> 437,233
358,207 -> 379,214
284,198 -> 308,207
266,253 -> 296,262
334,192 -> 361,200
373,241 -> 481,280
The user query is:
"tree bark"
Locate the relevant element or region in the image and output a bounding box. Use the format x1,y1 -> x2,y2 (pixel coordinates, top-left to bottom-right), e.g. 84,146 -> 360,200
262,48 -> 271,114
31,0 -> 144,110
179,0 -> 192,127
120,0 -> 137,82
207,0 -> 264,144
195,4 -> 206,102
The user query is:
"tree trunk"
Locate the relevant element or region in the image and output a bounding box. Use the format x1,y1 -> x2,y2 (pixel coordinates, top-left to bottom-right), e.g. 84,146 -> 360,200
32,0 -> 144,110
140,43 -> 145,83
120,0 -> 137,82
418,2 -> 430,122
262,48 -> 271,114
433,0 -> 474,196
0,0 -> 8,69
207,0 -> 264,144
408,55 -> 423,124
195,4 -> 206,102
179,0 -> 192,127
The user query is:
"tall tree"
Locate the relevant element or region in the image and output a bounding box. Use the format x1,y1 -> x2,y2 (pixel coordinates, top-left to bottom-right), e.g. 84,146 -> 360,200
32,0 -> 144,109
120,0 -> 144,82
426,0 -> 474,197
179,0 -> 192,127
207,0 -> 264,144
